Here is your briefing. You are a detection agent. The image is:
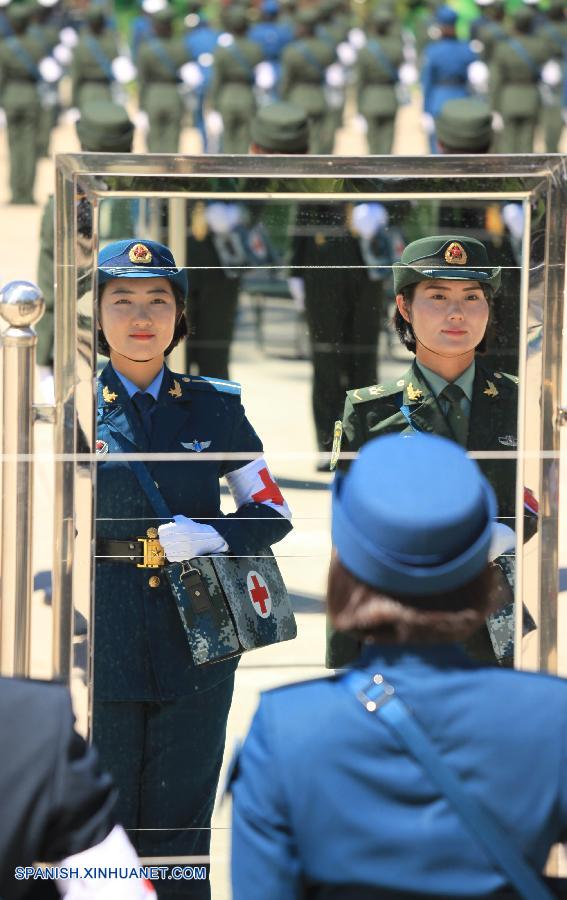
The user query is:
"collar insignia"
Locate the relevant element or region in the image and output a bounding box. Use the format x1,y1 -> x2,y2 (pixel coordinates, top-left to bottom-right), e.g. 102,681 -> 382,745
129,243 -> 152,265
484,380 -> 498,398
330,420 -> 343,472
444,241 -> 468,265
181,440 -> 211,452
96,439 -> 108,455
168,380 -> 182,398
407,382 -> 423,401
102,385 -> 118,403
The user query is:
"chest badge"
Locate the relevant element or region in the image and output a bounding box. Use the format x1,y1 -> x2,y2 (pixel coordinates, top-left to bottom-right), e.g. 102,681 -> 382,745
181,440 -> 211,452
96,439 -> 109,455
407,382 -> 423,402
484,380 -> 499,398
168,380 -> 182,398
102,385 -> 118,404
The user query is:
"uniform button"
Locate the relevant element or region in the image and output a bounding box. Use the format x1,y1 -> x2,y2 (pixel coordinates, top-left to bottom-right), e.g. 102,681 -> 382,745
149,575 -> 161,588
146,527 -> 158,539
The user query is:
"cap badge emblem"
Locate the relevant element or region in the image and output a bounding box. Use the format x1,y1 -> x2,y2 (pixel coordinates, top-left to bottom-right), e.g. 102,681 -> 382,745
484,380 -> 499,398
129,243 -> 153,265
407,382 -> 423,401
444,241 -> 468,265
102,385 -> 118,403
168,379 -> 182,398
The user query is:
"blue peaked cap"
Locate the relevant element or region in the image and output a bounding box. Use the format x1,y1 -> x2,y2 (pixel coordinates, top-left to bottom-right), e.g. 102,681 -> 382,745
332,433 -> 497,598
98,239 -> 188,297
436,5 -> 458,24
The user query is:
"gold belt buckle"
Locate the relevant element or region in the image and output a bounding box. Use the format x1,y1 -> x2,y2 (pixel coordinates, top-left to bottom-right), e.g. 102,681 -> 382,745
137,528 -> 166,568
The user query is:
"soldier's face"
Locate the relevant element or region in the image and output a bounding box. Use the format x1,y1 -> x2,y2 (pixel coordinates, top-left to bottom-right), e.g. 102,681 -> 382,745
396,279 -> 489,358
100,277 -> 178,362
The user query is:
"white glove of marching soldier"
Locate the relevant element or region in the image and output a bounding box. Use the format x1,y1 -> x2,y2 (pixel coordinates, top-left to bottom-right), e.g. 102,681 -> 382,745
158,514 -> 228,561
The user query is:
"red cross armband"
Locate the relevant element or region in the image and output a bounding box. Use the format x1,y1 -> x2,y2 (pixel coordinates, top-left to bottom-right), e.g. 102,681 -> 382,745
225,458 -> 292,521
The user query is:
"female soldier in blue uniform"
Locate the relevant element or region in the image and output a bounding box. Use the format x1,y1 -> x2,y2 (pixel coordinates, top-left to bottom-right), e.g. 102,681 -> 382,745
93,238 -> 292,898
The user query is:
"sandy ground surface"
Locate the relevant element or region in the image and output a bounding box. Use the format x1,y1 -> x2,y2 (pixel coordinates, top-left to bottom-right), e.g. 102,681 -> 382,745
0,89 -> 566,897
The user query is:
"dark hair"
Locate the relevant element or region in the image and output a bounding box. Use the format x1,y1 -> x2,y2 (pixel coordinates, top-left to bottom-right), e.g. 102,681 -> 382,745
97,281 -> 188,358
393,281 -> 493,354
250,143 -> 309,155
327,553 -> 501,645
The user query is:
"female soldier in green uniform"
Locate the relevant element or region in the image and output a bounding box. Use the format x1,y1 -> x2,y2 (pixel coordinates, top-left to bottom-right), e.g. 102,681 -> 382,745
94,238 -> 292,897
328,234 -> 536,669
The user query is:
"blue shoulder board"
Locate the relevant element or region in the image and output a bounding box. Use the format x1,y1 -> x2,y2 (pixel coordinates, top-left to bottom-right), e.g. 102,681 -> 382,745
176,374 -> 242,396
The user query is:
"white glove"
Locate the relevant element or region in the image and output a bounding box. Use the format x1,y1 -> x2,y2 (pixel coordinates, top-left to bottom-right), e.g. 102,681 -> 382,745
348,27 -> 366,49
62,107 -> 80,124
398,61 -> 417,86
542,59 -> 562,87
158,514 -> 228,561
39,56 -> 63,83
351,202 -> 389,240
489,522 -> 515,561
59,26 -> 79,48
134,110 -> 149,132
336,41 -> 356,67
287,276 -> 305,309
206,109 -> 224,137
467,59 -> 489,91
179,60 -> 204,88
111,55 -> 137,84
255,60 -> 277,90
57,826 -> 156,898
53,43 -> 73,66
491,110 -> 504,132
325,62 -> 346,88
421,112 -> 435,135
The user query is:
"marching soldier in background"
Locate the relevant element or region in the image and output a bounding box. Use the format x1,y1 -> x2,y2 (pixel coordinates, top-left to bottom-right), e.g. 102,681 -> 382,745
36,100 -> 135,402
137,5 -> 190,152
356,7 -> 404,155
536,0 -> 566,153
0,2 -> 42,204
70,5 -> 119,111
279,7 -> 335,154
489,5 -> 548,154
209,6 -> 262,153
30,0 -> 60,157
470,0 -> 508,64
183,0 -> 219,152
420,5 -> 477,153
247,0 -> 291,101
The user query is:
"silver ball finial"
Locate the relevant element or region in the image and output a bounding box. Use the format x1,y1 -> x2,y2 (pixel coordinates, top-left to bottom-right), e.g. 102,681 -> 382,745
0,281 -> 44,328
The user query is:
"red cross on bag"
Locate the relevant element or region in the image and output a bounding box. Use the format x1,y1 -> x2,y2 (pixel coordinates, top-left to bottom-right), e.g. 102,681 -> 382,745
247,571 -> 272,618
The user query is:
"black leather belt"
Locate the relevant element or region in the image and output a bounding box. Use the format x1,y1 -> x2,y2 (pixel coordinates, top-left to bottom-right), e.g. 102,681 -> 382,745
96,536 -> 166,568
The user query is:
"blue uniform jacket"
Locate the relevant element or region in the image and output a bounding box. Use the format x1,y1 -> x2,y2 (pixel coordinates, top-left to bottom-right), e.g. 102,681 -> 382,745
421,38 -> 477,116
95,363 -> 292,702
247,22 -> 291,62
232,643 -> 567,899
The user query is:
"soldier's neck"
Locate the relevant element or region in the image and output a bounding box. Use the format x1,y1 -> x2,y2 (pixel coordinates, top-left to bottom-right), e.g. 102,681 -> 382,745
110,352 -> 164,391
414,346 -> 475,383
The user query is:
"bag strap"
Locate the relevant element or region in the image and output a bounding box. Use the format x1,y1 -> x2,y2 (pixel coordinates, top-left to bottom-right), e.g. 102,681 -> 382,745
148,37 -> 179,79
227,41 -> 255,82
366,39 -> 399,83
84,33 -> 115,80
128,459 -> 173,519
505,37 -> 541,79
6,37 -> 40,79
343,669 -> 554,900
296,41 -> 325,81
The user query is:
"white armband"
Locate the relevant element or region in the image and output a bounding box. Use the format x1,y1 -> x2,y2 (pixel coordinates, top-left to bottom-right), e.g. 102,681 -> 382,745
225,458 -> 292,521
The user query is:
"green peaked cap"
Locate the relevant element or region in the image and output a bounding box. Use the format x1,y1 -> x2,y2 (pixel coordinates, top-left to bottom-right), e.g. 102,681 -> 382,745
393,234 -> 501,293
251,102 -> 309,152
76,101 -> 134,152
435,98 -> 492,151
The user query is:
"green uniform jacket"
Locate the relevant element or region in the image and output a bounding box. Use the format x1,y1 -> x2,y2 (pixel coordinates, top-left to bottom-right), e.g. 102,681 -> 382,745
356,36 -> 404,117
279,37 -> 335,116
328,358 -> 522,669
136,35 -> 189,111
489,32 -> 548,117
0,33 -> 41,112
70,30 -> 119,109
210,37 -> 262,113
36,194 -> 54,366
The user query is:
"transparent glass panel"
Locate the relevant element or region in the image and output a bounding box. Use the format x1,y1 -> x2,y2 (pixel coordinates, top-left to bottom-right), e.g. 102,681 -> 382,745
51,155 -> 566,888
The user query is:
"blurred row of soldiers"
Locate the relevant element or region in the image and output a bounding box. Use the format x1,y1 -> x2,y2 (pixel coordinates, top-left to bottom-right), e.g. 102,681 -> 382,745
0,0 -> 565,202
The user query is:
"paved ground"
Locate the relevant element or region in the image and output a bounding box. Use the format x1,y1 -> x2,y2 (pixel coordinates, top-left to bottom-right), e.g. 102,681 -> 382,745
0,93 -> 566,897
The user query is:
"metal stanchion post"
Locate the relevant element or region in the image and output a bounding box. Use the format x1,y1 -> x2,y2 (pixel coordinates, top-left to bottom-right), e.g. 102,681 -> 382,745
0,281 -> 44,677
